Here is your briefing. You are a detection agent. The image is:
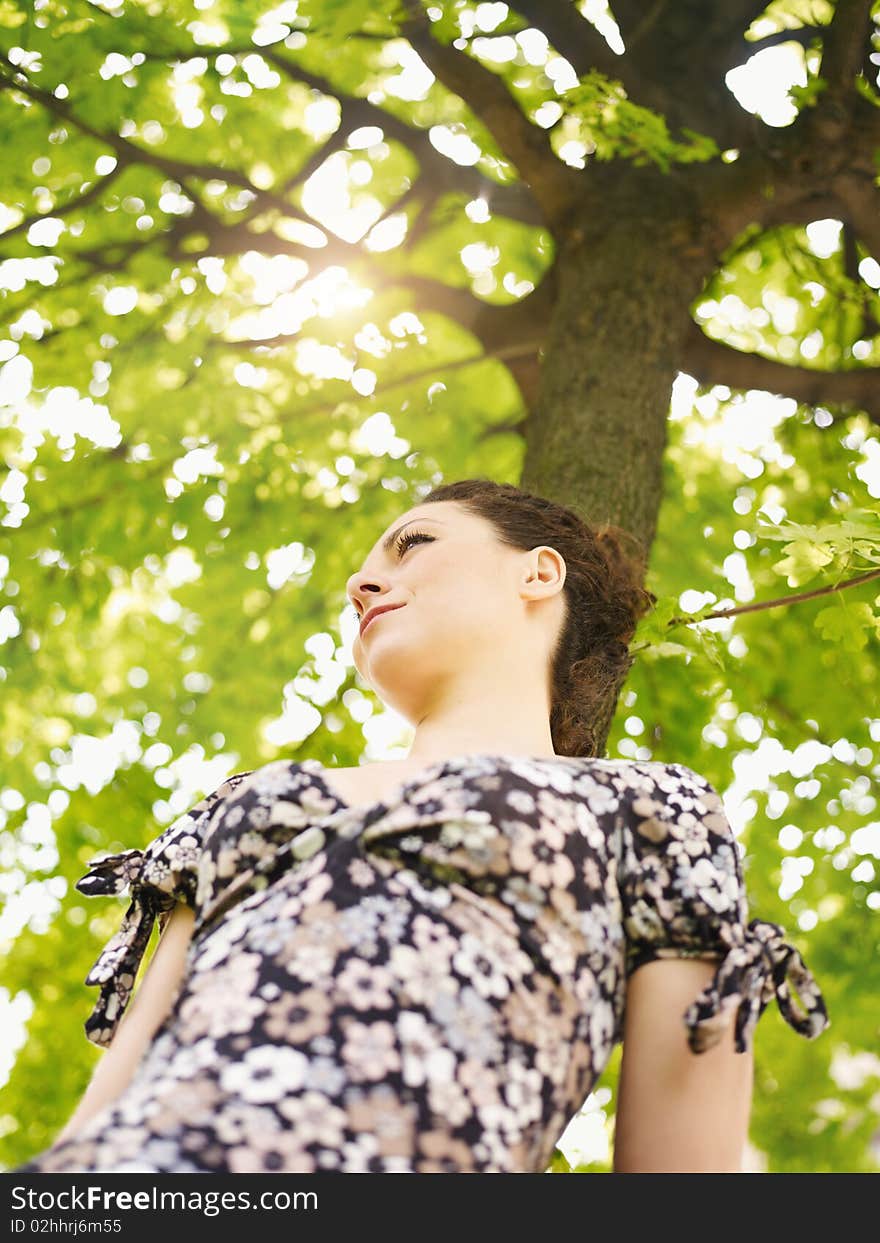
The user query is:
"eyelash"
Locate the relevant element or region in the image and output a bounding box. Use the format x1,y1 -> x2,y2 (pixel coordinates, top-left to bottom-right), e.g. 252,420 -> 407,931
394,529 -> 433,557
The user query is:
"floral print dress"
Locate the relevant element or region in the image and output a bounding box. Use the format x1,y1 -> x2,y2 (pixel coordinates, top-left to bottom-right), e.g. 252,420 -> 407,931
15,754 -> 830,1174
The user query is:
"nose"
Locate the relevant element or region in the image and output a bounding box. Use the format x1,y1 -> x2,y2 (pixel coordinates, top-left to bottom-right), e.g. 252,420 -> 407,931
347,569 -> 386,619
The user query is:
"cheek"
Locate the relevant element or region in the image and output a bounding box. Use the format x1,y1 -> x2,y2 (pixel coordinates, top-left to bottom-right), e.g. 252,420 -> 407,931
407,556 -> 508,635
430,577 -> 507,637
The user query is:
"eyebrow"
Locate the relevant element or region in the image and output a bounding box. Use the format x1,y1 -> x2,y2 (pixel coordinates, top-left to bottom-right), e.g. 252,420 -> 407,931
381,517 -> 443,555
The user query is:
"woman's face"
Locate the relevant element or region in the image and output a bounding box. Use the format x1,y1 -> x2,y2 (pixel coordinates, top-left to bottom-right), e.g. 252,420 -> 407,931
345,501 -> 566,726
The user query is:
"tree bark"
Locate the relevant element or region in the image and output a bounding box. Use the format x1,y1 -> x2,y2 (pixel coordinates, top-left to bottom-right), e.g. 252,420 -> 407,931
519,167 -> 718,755
521,166 -> 713,551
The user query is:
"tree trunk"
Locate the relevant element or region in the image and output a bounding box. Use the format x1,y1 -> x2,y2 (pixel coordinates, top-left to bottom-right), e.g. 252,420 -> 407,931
521,167 -> 718,753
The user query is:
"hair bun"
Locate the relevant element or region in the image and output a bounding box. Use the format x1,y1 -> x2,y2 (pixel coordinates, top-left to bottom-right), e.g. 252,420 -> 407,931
591,524 -> 656,643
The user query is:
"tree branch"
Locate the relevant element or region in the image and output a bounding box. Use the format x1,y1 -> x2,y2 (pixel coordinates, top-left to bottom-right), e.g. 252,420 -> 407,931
830,84 -> 879,259
0,53 -> 319,231
511,0 -> 681,126
397,270 -> 553,408
511,1 -> 622,77
679,320 -> 880,423
98,42 -> 544,229
745,25 -> 824,54
799,0 -> 877,151
820,0 -> 875,94
270,53 -> 543,226
580,2 -> 775,149
16,343 -> 537,535
686,57 -> 879,250
222,266 -> 551,411
657,566 -> 880,632
0,165 -> 123,243
691,6 -> 880,292
834,166 -> 880,272
164,222 -> 355,268
399,1 -> 579,227
0,54 -> 403,275
611,2 -> 871,152
225,269 -> 548,398
270,54 -> 541,226
610,0 -> 667,49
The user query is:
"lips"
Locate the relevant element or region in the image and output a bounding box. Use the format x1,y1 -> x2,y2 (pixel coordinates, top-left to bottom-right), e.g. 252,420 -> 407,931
360,603 -> 404,637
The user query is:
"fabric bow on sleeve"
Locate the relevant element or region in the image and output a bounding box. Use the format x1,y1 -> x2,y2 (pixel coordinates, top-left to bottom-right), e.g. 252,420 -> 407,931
683,917 -> 831,1055
76,848 -> 178,1049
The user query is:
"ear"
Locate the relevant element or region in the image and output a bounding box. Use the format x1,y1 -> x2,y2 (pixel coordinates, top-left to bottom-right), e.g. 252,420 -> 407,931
523,546 -> 566,598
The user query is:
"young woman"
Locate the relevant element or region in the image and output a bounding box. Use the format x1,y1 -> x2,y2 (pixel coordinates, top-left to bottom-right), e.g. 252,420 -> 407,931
14,478 -> 829,1173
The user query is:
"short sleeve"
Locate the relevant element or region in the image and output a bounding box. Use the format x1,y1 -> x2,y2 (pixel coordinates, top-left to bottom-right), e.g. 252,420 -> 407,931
75,769 -> 253,1049
618,761 -> 830,1055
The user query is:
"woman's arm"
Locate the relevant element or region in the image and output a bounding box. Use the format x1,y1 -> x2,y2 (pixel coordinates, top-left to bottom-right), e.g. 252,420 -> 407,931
53,902 -> 196,1146
612,956 -> 754,1173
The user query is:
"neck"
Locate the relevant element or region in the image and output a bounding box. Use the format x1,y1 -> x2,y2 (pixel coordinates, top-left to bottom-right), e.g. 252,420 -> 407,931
402,676 -> 558,768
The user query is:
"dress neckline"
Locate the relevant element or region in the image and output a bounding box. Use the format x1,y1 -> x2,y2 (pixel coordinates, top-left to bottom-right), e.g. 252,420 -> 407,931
296,752 -> 600,822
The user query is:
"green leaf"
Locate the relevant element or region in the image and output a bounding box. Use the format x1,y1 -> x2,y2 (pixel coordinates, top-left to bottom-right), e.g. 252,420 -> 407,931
773,538 -> 835,586
814,600 -> 875,651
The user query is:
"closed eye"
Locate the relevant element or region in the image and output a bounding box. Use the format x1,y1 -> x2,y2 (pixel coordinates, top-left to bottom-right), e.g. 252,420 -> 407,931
394,529 -> 433,557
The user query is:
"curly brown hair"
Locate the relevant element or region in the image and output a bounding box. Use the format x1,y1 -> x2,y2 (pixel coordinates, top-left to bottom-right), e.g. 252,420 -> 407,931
418,478 -> 657,759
